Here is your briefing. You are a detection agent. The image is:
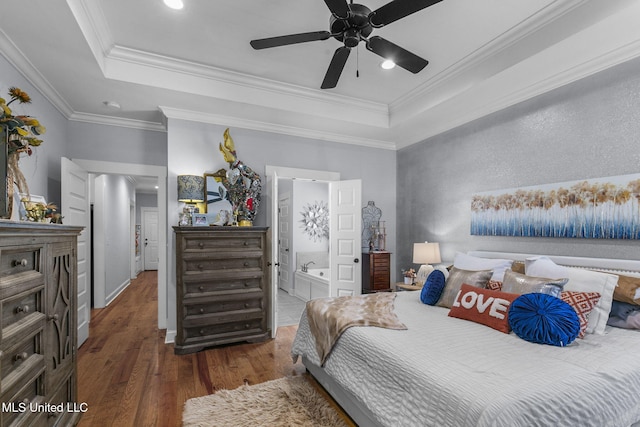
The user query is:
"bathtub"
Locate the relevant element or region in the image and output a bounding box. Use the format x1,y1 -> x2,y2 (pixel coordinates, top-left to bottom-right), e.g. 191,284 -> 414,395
294,269 -> 329,302
305,268 -> 329,280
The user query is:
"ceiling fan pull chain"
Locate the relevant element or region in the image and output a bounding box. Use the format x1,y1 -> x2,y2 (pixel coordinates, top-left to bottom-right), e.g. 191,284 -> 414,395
356,45 -> 360,78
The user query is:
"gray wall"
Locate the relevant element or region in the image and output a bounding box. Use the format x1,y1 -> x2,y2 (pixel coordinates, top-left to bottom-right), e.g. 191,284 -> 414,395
0,54 -> 68,205
397,55 -> 640,277
67,121 -> 167,167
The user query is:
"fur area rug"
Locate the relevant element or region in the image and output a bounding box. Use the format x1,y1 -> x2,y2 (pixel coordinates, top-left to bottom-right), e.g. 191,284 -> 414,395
182,375 -> 349,427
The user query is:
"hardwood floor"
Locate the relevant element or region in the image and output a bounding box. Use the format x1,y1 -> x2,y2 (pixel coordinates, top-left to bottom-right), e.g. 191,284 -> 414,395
76,271 -> 354,427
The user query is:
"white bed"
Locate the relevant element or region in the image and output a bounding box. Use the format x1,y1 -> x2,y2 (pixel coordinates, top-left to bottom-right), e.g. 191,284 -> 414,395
291,253 -> 640,427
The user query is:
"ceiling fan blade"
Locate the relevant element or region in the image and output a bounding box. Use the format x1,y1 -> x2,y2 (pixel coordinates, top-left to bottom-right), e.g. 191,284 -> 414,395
324,0 -> 350,19
366,36 -> 428,73
369,0 -> 442,27
321,47 -> 351,89
250,31 -> 332,50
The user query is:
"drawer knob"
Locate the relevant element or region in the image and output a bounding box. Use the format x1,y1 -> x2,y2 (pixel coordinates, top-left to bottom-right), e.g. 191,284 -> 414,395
243,241 -> 248,246
16,305 -> 30,314
198,242 -> 205,249
197,264 -> 204,270
14,352 -> 28,362
244,262 -> 249,267
244,303 -> 249,308
199,329 -> 205,335
13,259 -> 28,267
48,314 -> 59,322
199,286 -> 204,291
199,308 -> 205,314
244,282 -> 249,287
245,324 -> 250,329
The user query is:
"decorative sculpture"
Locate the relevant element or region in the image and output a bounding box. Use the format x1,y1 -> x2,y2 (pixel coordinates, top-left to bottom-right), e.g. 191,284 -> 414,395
217,128 -> 261,225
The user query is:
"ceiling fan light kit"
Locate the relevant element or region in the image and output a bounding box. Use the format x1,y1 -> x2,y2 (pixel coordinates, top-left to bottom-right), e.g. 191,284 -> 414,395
250,0 -> 442,89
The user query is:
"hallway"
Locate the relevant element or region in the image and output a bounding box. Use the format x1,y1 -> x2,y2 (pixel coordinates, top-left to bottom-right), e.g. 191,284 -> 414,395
76,271 -> 306,426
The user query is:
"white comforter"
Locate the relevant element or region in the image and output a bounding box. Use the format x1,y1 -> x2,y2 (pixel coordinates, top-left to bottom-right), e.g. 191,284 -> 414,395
291,291 -> 640,427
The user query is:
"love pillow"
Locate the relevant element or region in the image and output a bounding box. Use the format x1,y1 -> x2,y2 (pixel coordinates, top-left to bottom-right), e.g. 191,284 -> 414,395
448,284 -> 520,333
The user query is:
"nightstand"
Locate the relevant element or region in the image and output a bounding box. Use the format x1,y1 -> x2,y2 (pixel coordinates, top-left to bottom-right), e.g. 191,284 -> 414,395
394,282 -> 422,291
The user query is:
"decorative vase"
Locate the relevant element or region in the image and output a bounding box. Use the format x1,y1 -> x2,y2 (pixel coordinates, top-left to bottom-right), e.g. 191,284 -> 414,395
404,277 -> 413,285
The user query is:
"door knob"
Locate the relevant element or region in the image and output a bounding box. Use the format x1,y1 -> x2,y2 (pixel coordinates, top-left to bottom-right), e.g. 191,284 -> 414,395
354,258 -> 359,263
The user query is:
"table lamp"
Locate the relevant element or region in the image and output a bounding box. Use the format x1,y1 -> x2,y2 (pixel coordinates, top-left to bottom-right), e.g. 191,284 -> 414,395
413,242 -> 441,284
177,175 -> 204,224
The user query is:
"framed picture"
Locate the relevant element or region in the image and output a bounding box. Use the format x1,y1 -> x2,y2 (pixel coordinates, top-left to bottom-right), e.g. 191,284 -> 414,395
204,172 -> 233,216
193,213 -> 209,226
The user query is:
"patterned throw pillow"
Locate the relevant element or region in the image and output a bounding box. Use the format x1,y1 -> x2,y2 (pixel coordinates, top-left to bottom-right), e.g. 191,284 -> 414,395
448,284 -> 520,333
487,280 -> 502,291
420,270 -> 446,305
509,293 -> 581,347
561,291 -> 601,338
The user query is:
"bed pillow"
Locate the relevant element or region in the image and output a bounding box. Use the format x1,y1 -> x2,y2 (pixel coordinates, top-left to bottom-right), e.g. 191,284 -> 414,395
560,291 -> 601,338
436,267 -> 493,309
508,293 -> 581,347
525,256 -> 618,335
501,270 -> 568,298
610,273 -> 640,305
607,301 -> 640,330
420,269 -> 447,305
448,284 -> 520,333
453,252 -> 514,282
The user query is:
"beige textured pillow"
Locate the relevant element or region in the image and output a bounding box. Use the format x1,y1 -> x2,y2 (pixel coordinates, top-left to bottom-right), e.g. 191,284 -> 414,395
501,270 -> 568,298
436,267 -> 493,308
611,273 -> 640,306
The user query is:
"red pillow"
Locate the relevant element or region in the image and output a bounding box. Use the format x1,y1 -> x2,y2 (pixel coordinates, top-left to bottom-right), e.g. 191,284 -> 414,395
448,284 -> 520,333
560,291 -> 601,338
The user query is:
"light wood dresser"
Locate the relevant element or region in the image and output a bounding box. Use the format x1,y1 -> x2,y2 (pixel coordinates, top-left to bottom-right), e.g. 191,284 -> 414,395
0,221 -> 83,427
173,226 -> 271,355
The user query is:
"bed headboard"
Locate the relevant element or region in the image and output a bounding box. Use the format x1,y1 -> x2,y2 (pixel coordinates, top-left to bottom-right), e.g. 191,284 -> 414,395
467,251 -> 640,278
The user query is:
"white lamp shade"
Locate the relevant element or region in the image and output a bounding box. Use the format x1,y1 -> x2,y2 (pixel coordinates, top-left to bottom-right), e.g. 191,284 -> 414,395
413,242 -> 441,264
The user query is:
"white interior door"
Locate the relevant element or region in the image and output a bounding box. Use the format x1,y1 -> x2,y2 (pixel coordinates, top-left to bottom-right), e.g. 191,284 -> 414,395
330,179 -> 362,297
269,170 -> 279,337
278,194 -> 291,293
142,208 -> 159,271
61,157 -> 91,347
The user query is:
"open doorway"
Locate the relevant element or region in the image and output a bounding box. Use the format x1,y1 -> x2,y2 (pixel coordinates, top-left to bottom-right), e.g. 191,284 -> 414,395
63,158 -> 168,337
266,166 -> 362,336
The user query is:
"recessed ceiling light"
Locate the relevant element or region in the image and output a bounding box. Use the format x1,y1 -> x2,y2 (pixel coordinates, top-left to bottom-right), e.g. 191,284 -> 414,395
380,60 -> 396,70
163,0 -> 183,10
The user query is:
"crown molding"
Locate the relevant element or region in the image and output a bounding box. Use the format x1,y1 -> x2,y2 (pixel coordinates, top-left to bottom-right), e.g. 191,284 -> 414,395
69,111 -> 166,132
159,106 -> 395,150
389,0 -> 636,126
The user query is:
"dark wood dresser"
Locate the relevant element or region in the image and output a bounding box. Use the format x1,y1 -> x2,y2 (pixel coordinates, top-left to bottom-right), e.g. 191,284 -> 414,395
0,221 -> 83,427
362,251 -> 392,293
173,226 -> 271,354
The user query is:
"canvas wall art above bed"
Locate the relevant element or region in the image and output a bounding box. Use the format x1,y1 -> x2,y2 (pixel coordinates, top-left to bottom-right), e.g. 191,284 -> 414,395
292,252 -> 640,427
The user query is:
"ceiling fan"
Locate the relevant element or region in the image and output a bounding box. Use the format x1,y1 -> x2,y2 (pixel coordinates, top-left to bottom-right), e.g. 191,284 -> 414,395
250,0 -> 443,89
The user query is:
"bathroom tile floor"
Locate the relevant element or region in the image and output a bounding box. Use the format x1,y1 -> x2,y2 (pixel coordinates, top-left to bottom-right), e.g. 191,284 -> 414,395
277,288 -> 306,326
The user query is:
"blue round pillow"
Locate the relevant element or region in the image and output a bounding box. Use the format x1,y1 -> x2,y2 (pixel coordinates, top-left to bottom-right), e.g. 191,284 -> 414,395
508,293 -> 580,347
420,269 -> 446,305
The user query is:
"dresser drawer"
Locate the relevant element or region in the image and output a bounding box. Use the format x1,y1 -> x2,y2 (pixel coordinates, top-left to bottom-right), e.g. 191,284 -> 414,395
0,379 -> 46,427
183,317 -> 265,342
1,330 -> 44,392
183,255 -> 262,273
183,235 -> 264,252
0,247 -> 41,279
1,287 -> 44,331
185,276 -> 263,295
184,293 -> 264,317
